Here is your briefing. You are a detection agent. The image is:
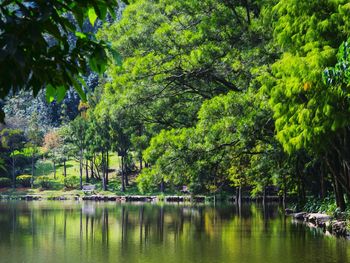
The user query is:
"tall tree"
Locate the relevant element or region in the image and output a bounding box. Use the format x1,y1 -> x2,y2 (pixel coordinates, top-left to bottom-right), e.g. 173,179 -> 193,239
43,130 -> 61,179
27,112 -> 43,187
0,128 -> 26,188
267,0 -> 350,209
69,116 -> 88,189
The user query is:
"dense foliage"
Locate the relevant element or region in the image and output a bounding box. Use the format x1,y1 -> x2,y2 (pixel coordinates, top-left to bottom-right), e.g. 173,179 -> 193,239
2,0 -> 350,211
0,0 -> 123,121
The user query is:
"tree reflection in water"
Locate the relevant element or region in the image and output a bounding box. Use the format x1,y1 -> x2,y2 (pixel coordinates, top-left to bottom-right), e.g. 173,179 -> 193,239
0,202 -> 348,263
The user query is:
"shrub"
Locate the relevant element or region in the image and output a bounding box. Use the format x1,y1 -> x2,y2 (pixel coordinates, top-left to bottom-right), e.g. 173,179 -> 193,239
303,196 -> 337,215
136,169 -> 159,194
35,176 -> 61,190
64,176 -> 79,189
16,175 -> 32,187
0,177 -> 12,188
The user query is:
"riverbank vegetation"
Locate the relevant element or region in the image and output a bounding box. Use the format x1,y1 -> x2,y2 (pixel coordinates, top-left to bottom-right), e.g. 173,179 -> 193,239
2,0 -> 350,211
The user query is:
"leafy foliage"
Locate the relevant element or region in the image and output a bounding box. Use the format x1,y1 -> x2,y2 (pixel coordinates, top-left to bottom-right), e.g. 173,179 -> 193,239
16,174 -> 32,187
0,177 -> 11,188
3,0 -> 350,212
0,0 -> 122,121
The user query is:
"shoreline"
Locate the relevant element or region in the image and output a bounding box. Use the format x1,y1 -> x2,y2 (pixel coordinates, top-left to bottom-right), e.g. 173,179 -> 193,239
0,191 -> 284,203
287,210 -> 349,239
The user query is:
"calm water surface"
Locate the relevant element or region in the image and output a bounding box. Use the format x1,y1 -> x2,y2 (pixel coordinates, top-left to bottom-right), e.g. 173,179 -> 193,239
0,201 -> 348,263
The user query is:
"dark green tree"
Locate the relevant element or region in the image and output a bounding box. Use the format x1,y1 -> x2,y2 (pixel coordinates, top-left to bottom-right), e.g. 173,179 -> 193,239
0,0 -> 123,121
0,128 -> 26,188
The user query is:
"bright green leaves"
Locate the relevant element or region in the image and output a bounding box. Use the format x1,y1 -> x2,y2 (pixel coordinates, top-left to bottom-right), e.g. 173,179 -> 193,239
273,0 -> 350,54
88,7 -> 98,26
46,85 -> 56,103
138,88 -> 275,193
269,0 -> 350,154
101,0 -> 267,105
75,32 -> 87,39
46,85 -> 67,103
57,86 -> 69,103
94,0 -> 278,193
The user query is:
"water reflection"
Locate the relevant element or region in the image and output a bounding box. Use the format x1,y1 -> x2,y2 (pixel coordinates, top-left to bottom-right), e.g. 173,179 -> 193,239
0,201 -> 348,263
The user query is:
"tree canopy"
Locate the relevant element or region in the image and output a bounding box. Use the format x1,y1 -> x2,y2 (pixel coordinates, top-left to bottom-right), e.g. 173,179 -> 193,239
0,0 -> 123,121
3,0 -> 350,212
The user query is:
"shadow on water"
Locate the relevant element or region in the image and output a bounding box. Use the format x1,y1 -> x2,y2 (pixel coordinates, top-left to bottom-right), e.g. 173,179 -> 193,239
0,201 -> 348,263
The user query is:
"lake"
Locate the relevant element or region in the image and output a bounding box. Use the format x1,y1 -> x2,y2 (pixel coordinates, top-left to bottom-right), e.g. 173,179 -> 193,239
0,201 -> 348,263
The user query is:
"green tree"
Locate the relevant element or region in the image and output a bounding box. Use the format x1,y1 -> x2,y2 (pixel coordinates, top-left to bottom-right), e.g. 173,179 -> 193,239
0,128 -> 26,188
69,116 -> 88,189
99,0 -> 274,134
57,125 -> 75,178
267,0 -> 350,209
43,130 -> 61,179
27,112 -> 43,187
85,111 -> 111,190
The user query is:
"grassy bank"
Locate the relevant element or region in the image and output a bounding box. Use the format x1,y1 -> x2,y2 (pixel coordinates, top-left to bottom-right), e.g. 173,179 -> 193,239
34,154 -> 121,178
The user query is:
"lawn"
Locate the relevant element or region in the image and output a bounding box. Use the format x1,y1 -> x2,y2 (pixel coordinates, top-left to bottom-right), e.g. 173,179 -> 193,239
34,153 -> 122,179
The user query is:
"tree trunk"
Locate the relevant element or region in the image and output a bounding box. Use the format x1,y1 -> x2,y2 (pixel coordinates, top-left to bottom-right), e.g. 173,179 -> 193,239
79,149 -> 83,190
296,157 -> 306,204
160,179 -> 165,193
106,150 -> 109,185
102,151 -> 106,191
31,153 -> 35,189
85,160 -> 89,183
121,156 -> 125,192
263,185 -> 267,205
90,160 -> 94,179
235,187 -> 239,204
238,184 -> 242,206
53,161 -> 56,179
124,155 -> 129,186
63,160 -> 67,178
320,166 -> 325,198
12,155 -> 15,189
125,172 -> 129,186
335,178 -> 346,211
139,155 -> 143,171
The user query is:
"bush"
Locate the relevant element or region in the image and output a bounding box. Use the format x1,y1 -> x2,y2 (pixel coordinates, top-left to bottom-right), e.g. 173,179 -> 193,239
35,176 -> 61,190
303,196 -> 337,215
64,176 -> 80,189
0,177 -> 12,188
16,175 -> 32,187
136,169 -> 159,194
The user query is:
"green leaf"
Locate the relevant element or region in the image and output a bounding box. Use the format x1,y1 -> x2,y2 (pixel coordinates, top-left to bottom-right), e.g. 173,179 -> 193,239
75,32 -> 87,39
89,56 -> 98,73
56,86 -> 67,103
89,46 -> 107,74
72,78 -> 87,102
110,48 -> 123,66
77,76 -> 87,87
97,4 -> 107,19
88,7 -> 98,26
46,85 -> 56,103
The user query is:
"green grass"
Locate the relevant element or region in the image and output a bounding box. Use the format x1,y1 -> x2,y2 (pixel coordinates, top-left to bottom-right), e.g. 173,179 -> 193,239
34,153 -> 121,179
11,153 -> 180,196
24,153 -> 144,194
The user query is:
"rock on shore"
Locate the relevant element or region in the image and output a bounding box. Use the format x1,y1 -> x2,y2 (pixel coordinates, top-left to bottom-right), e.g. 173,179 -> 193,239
288,209 -> 348,238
